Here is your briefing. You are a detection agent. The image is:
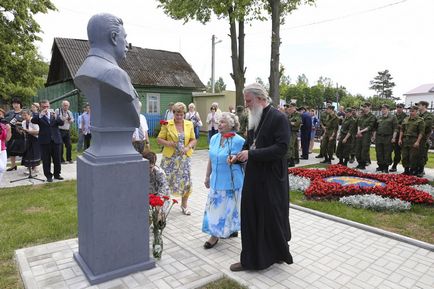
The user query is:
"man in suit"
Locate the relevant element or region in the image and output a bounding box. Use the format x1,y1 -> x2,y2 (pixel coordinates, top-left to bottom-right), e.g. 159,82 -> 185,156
299,106 -> 312,160
31,100 -> 64,182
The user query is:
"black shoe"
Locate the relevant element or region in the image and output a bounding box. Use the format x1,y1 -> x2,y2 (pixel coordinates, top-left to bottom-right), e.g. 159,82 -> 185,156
376,166 -> 382,172
46,178 -> 53,183
61,161 -> 67,165
402,168 -> 411,175
229,232 -> 238,238
383,166 -> 389,173
320,158 -> 331,164
68,160 -> 74,164
288,162 -> 295,168
349,156 -> 355,164
389,165 -> 397,172
203,238 -> 219,249
6,166 -> 17,171
294,159 -> 300,164
301,156 -> 309,160
315,155 -> 324,158
54,175 -> 64,180
331,157 -> 335,160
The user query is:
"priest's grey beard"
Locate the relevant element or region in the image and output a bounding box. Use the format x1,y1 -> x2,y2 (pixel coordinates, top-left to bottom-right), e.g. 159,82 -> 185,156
248,104 -> 264,130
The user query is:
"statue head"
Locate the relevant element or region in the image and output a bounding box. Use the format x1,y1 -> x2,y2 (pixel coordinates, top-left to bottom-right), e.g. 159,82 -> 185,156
87,13 -> 128,63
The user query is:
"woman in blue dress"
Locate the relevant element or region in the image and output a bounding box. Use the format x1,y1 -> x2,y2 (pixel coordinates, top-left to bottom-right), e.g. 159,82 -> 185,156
202,112 -> 245,249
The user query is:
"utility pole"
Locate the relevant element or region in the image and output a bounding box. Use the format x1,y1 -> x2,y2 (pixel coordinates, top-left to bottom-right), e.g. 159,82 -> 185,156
335,83 -> 339,107
211,35 -> 222,93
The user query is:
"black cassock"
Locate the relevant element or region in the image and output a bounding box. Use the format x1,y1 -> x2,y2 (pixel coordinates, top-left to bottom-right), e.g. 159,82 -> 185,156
240,105 -> 293,270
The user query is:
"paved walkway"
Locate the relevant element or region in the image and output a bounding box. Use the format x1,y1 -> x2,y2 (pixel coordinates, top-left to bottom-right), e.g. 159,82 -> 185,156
12,148 -> 434,289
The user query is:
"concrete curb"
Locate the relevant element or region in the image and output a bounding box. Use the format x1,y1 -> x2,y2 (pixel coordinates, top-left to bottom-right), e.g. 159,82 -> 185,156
290,204 -> 434,252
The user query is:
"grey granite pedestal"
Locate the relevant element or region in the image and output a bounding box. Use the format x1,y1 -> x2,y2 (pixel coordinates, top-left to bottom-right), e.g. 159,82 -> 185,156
74,155 -> 155,284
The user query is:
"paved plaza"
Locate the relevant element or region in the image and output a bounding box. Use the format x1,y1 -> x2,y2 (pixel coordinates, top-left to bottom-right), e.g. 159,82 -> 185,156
11,149 -> 434,289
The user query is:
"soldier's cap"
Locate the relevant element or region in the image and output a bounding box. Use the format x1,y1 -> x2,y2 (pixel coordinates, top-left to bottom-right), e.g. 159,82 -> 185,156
345,108 -> 352,113
381,104 -> 390,109
396,103 -> 405,108
417,100 -> 429,107
409,105 -> 418,111
327,104 -> 335,110
288,103 -> 297,107
361,102 -> 371,108
297,106 -> 306,111
236,105 -> 244,112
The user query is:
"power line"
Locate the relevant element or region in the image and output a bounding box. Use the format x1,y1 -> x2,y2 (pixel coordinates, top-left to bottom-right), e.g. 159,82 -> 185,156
284,0 -> 409,31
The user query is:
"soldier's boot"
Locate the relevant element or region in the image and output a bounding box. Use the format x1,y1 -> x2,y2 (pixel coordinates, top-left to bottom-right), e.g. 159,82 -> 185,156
389,163 -> 398,172
349,155 -> 355,164
320,157 -> 329,164
343,158 -> 349,166
315,154 -> 324,158
294,158 -> 300,164
376,165 -> 383,172
357,162 -> 366,170
416,167 -> 424,178
338,158 -> 344,165
383,165 -> 389,173
402,167 -> 411,175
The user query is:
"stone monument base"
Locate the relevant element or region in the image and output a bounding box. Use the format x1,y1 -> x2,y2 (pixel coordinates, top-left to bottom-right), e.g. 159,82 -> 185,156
76,155 -> 155,285
73,252 -> 154,285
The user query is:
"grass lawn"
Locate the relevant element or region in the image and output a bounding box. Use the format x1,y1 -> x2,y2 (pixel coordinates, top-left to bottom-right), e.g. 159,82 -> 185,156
0,181 -> 77,289
290,190 -> 434,244
200,278 -> 247,289
312,146 -> 434,168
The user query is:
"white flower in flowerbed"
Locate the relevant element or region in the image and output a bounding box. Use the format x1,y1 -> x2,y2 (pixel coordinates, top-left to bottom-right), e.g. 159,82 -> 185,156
339,194 -> 411,212
288,175 -> 311,192
412,184 -> 434,198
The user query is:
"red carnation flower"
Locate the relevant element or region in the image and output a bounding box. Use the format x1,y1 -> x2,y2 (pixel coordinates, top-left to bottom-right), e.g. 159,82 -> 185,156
172,199 -> 178,204
160,120 -> 168,125
223,132 -> 236,139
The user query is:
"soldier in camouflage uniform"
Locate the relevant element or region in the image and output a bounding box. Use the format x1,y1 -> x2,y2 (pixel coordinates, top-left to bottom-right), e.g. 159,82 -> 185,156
399,106 -> 425,175
355,103 -> 377,170
286,103 -> 301,167
349,107 -> 359,163
236,105 -> 248,137
416,101 -> 433,177
389,103 -> 407,172
336,108 -> 356,166
320,105 -> 339,164
316,104 -> 331,159
372,104 -> 398,173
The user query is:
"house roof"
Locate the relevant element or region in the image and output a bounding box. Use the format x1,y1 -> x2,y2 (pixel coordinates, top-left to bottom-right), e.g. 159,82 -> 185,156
47,37 -> 205,89
404,83 -> 434,95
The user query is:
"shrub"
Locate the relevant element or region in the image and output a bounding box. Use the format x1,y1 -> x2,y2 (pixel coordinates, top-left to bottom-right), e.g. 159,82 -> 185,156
339,194 -> 411,211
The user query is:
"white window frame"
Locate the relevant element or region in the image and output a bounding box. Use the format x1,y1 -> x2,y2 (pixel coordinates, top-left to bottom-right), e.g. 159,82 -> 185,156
146,93 -> 160,114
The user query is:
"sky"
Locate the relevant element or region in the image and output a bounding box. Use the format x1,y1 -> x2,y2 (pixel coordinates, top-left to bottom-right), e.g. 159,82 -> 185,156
35,0 -> 434,100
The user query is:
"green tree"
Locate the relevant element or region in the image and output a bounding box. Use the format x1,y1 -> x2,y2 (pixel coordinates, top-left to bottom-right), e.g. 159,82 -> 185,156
252,0 -> 315,106
369,69 -> 396,99
366,96 -> 396,110
157,0 -> 253,106
206,77 -> 227,93
0,1 -> 55,104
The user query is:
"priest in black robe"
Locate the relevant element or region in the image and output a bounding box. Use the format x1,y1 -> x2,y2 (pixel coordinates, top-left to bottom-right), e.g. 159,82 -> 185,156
230,83 -> 293,271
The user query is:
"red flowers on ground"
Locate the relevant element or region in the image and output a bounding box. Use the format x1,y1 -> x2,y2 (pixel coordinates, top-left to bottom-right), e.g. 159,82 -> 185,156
288,165 -> 433,205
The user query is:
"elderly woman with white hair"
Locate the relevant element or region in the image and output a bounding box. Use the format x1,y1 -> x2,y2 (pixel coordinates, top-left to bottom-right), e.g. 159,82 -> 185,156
185,103 -> 202,140
202,112 -> 245,249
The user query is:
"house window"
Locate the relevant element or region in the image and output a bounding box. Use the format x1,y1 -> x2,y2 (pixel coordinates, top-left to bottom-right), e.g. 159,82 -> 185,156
146,93 -> 160,114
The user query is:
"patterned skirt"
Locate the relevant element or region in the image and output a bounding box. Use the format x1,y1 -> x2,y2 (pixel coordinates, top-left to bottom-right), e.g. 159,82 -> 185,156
160,154 -> 192,197
202,188 -> 241,238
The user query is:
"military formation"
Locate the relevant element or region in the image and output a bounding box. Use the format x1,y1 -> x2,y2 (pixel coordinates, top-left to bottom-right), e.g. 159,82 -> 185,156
282,101 -> 433,177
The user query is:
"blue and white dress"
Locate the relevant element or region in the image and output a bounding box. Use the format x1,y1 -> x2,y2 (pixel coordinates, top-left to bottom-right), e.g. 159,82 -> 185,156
202,132 -> 245,238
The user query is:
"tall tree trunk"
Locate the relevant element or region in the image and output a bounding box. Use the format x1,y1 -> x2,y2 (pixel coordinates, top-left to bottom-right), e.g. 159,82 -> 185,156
268,0 -> 281,106
228,8 -> 246,107
237,20 -> 246,106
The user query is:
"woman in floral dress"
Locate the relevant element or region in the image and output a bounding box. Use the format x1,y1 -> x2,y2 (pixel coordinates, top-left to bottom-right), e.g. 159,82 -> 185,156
202,112 -> 245,249
157,102 -> 197,215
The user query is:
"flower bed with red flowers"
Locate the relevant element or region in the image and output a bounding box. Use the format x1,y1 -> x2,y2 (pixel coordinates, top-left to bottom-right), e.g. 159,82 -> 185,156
288,165 -> 433,205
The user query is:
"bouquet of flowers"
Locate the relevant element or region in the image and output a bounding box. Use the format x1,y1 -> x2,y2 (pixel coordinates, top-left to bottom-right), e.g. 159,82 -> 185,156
149,194 -> 178,260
